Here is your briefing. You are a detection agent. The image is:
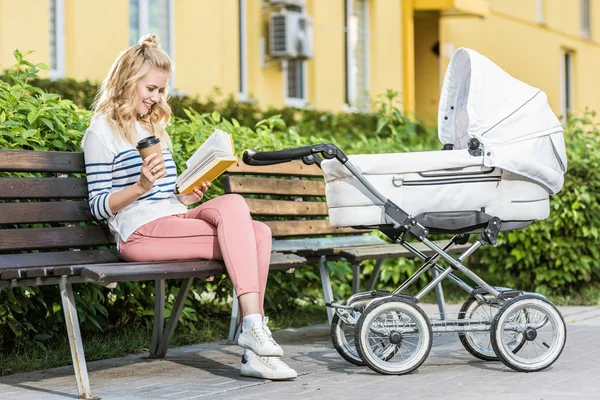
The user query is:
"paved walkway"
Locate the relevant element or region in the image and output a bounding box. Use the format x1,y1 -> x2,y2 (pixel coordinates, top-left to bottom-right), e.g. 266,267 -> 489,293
1,304 -> 599,400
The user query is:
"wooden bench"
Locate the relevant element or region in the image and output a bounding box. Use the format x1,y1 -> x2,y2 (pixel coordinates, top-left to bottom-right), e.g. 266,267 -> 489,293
0,149 -> 307,400
223,160 -> 469,329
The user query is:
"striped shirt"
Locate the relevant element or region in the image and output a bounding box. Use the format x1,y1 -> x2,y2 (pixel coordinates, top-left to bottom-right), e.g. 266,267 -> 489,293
82,115 -> 187,243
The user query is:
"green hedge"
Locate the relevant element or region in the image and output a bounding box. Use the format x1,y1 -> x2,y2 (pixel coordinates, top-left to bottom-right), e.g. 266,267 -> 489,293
1,50 -> 597,351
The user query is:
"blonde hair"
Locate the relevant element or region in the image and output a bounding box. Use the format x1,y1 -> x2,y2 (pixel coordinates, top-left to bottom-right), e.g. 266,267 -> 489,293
93,34 -> 172,148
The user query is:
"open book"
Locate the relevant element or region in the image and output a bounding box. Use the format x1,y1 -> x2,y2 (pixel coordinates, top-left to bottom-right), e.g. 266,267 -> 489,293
176,129 -> 237,194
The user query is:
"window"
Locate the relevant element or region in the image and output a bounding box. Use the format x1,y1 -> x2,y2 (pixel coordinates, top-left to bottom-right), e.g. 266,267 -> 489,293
284,5 -> 307,107
238,0 -> 248,100
345,0 -> 369,111
581,0 -> 591,39
49,0 -> 65,79
536,0 -> 545,24
130,0 -> 175,85
560,50 -> 574,120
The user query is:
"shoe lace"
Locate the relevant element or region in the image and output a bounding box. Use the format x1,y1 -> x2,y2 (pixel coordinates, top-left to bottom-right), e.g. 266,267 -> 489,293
263,317 -> 273,337
259,356 -> 289,370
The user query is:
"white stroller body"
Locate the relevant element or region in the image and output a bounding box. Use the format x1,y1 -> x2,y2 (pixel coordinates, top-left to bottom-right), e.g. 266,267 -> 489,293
322,47 -> 567,234
243,48 -> 568,375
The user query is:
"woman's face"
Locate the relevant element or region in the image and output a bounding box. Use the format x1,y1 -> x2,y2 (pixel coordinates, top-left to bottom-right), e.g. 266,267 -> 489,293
134,69 -> 169,117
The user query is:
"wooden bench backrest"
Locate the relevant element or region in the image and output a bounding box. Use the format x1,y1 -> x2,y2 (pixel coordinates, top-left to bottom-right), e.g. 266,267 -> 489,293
223,160 -> 368,238
0,150 -> 119,270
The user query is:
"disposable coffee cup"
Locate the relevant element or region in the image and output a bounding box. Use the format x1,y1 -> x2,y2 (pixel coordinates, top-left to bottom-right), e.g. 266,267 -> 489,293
136,136 -> 162,161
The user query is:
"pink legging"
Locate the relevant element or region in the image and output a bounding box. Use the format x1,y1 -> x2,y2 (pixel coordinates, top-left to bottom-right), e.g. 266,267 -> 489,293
119,194 -> 272,311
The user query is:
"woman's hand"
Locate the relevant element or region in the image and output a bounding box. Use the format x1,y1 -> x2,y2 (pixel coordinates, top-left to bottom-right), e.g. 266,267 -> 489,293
136,153 -> 167,193
177,183 -> 210,206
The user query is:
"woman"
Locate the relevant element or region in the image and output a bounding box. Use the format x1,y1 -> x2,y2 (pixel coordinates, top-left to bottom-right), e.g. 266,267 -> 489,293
82,34 -> 296,380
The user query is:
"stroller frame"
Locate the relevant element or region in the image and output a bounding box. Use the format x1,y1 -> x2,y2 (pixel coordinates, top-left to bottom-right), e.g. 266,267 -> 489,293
244,143 -> 567,375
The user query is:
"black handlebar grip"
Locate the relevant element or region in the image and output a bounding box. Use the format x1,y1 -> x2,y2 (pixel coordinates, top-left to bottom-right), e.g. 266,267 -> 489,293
243,144 -> 348,166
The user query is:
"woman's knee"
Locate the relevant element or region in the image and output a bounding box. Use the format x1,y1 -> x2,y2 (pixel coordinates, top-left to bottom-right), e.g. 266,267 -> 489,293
223,193 -> 250,213
253,221 -> 272,242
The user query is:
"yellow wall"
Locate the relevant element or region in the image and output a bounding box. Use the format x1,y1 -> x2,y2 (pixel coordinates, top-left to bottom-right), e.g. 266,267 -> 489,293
369,0 -> 404,109
174,0 -> 238,98
414,15 -> 440,125
305,0 -> 345,110
2,0 -> 598,122
64,0 -> 129,81
439,0 -> 600,118
0,0 -> 49,74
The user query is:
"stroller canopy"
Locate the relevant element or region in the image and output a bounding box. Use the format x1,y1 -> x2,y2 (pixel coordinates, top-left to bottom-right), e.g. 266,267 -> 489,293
437,48 -> 567,194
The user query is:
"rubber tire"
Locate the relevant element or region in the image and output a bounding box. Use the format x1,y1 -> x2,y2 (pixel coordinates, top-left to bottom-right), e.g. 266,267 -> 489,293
491,294 -> 567,372
330,301 -> 365,366
355,297 -> 432,375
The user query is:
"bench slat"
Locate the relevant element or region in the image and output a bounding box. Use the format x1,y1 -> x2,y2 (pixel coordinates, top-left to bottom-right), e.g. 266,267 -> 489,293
225,176 -> 325,196
246,198 -> 327,216
79,253 -> 307,282
227,160 -> 322,176
335,241 -> 473,262
272,235 -> 384,254
0,178 -> 88,199
81,260 -> 225,282
0,150 -> 85,173
0,249 -> 120,273
0,226 -> 114,251
265,220 -> 368,237
0,201 -> 93,224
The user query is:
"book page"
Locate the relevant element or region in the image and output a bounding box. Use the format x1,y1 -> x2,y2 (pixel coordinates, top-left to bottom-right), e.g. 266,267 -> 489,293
176,129 -> 237,193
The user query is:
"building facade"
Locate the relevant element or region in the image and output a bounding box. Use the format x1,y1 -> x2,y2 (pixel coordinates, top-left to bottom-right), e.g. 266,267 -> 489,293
0,0 -> 598,125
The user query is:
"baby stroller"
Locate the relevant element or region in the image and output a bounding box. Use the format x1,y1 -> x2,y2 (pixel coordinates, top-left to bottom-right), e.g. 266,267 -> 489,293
243,48 -> 568,375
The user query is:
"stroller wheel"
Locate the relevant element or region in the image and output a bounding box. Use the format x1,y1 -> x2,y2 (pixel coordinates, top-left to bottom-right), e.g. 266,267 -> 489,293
491,294 -> 567,372
355,297 -> 432,375
458,294 -> 524,361
331,301 -> 365,366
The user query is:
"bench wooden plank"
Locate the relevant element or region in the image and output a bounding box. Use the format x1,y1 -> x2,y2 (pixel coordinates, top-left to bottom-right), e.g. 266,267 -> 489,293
0,150 -> 85,173
80,253 -> 307,282
81,260 -> 225,282
335,241 -> 473,262
227,160 -> 322,176
0,249 -> 120,270
0,178 -> 88,199
0,226 -> 114,251
272,235 -> 385,254
245,198 -> 327,216
225,176 -> 325,196
265,220 -> 368,237
0,201 -> 93,224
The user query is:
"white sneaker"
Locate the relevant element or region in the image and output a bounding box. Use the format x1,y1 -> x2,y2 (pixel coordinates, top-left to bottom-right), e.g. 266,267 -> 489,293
240,355 -> 297,380
237,320 -> 284,357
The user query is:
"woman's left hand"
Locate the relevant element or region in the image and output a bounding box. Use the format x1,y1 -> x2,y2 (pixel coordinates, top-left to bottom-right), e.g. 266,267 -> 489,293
178,183 -> 211,206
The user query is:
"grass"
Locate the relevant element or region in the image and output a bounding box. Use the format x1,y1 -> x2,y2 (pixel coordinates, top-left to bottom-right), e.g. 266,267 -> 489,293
0,304 -> 327,376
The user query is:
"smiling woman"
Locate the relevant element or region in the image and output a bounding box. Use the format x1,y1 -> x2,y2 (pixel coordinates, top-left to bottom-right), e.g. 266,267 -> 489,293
81,34 -> 297,381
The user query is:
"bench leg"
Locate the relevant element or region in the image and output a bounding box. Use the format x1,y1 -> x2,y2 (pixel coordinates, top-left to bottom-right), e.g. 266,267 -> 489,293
155,278 -> 194,358
432,270 -> 447,320
351,263 -> 361,294
367,259 -> 383,291
59,277 -> 97,400
149,279 -> 166,358
227,288 -> 241,344
318,255 -> 334,325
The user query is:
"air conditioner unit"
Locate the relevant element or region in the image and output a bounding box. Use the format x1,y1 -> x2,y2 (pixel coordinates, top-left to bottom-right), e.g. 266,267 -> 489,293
269,11 -> 314,60
267,0 -> 306,8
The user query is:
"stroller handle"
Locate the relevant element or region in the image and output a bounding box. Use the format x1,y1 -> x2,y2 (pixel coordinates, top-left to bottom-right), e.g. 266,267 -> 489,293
243,144 -> 348,167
